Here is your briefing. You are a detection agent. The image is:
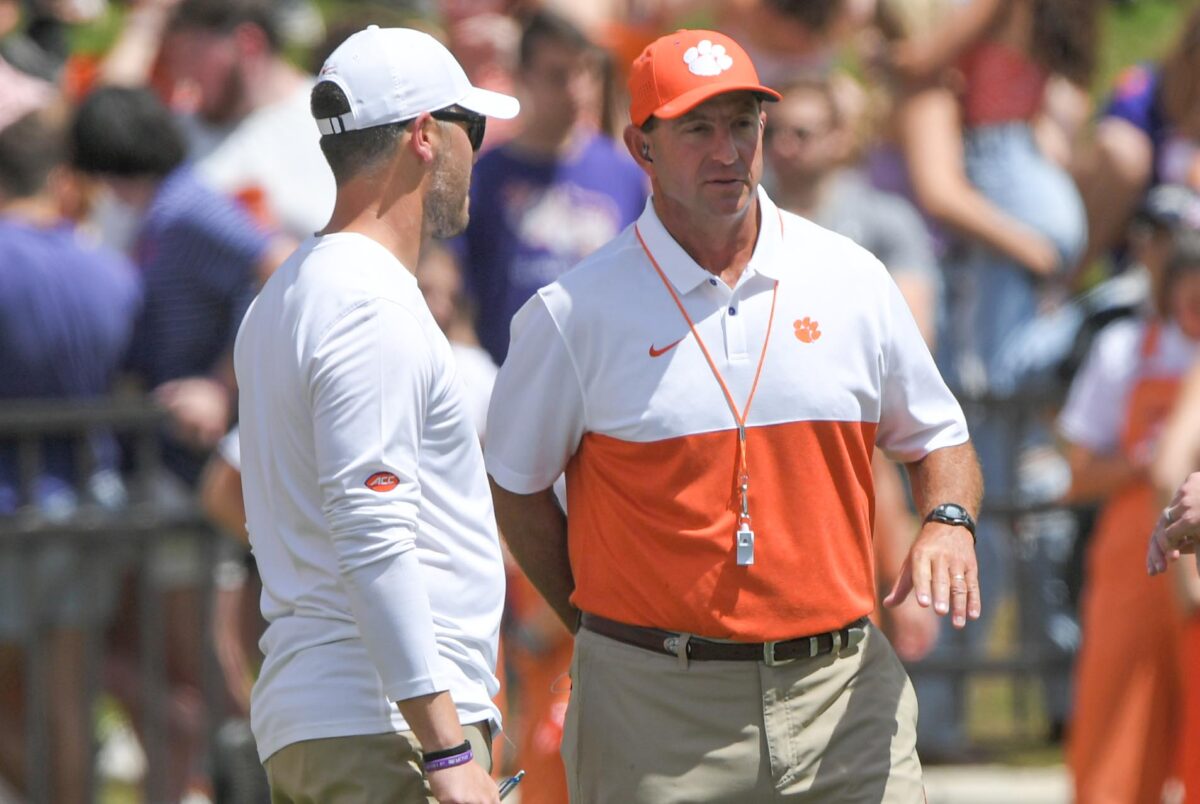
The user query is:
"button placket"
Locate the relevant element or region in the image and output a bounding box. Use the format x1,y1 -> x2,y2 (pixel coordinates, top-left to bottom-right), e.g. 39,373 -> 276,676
725,289 -> 747,360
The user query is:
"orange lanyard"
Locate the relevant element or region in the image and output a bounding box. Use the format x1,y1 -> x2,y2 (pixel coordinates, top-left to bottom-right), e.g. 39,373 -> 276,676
633,217 -> 780,537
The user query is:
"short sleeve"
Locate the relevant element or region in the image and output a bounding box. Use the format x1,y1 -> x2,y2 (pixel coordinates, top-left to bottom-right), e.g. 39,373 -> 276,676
1057,322 -> 1139,455
875,271 -> 969,462
485,293 -> 587,493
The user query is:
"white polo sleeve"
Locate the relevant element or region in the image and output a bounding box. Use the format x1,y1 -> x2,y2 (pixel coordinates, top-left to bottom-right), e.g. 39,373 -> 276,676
875,273 -> 970,463
485,292 -> 587,493
308,298 -> 452,703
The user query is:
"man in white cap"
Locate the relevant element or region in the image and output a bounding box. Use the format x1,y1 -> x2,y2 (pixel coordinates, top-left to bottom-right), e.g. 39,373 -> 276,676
233,26 -> 518,803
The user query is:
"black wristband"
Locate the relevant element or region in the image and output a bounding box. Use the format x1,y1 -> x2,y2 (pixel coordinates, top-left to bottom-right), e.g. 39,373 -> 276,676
422,740 -> 471,762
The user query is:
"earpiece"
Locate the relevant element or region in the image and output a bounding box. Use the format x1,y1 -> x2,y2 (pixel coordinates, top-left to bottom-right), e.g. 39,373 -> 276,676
641,143 -> 653,162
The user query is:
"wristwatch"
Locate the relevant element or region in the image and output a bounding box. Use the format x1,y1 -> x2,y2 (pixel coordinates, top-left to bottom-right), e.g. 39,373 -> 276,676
925,503 -> 976,542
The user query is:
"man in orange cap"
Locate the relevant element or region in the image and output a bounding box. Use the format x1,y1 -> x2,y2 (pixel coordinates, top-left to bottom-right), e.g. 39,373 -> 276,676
487,29 -> 982,802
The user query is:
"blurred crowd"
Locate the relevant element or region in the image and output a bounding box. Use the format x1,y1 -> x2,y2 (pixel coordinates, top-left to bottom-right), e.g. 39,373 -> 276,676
1,0 -> 1199,801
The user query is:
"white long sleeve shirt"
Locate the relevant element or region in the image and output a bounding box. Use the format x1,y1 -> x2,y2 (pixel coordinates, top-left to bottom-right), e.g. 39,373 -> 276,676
235,233 -> 504,762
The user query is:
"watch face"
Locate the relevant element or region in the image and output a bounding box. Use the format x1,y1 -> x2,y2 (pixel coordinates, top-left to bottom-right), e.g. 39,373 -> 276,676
941,504 -> 968,520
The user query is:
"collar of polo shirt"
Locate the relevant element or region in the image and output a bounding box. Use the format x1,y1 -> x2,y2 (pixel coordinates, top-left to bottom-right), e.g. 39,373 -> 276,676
636,186 -> 787,294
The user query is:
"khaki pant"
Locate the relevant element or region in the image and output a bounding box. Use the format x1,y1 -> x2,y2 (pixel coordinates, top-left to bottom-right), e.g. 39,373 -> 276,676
264,721 -> 492,803
563,622 -> 923,803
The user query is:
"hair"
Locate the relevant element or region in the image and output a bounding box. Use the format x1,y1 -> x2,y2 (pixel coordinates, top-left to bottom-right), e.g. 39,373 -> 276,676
69,87 -> 186,179
310,80 -> 408,185
763,0 -> 845,33
1029,0 -> 1098,86
0,110 -> 62,199
169,0 -> 281,52
517,9 -> 593,72
1161,6 -> 1200,130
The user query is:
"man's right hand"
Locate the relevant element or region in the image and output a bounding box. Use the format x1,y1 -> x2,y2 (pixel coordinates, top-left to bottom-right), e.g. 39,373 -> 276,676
427,761 -> 500,804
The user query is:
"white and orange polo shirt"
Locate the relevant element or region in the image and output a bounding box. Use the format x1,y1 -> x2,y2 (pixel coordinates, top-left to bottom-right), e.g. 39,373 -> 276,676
486,187 -> 968,642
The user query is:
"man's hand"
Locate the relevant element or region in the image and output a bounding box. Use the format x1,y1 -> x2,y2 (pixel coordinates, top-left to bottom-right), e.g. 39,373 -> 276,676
426,762 -> 500,804
884,523 -> 980,628
1148,472 -> 1200,576
155,377 -> 232,450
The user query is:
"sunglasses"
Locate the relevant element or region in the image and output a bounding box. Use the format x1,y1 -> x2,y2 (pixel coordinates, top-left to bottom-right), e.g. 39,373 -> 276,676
431,108 -> 487,152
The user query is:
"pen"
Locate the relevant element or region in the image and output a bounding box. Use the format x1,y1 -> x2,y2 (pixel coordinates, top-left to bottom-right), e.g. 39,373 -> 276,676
498,769 -> 525,800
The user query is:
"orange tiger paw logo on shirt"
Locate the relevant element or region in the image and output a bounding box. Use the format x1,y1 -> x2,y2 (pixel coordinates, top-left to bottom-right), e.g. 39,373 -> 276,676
794,317 -> 821,343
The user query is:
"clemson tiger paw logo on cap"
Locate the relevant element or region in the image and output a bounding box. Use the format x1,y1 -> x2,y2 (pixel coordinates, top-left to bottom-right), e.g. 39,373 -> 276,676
794,317 -> 822,343
684,40 -> 734,77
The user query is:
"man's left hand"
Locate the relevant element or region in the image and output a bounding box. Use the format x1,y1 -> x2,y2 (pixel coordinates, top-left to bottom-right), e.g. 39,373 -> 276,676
883,524 -> 980,629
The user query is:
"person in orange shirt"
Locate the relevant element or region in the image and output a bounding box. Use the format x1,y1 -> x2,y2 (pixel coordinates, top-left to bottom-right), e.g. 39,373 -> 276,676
486,28 -> 981,803
1062,231 -> 1200,803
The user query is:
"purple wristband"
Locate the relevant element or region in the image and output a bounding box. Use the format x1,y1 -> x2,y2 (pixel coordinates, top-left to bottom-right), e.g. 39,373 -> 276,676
423,748 -> 473,772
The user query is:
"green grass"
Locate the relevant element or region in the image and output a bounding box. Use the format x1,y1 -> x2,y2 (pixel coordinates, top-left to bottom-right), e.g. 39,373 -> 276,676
1095,0 -> 1194,95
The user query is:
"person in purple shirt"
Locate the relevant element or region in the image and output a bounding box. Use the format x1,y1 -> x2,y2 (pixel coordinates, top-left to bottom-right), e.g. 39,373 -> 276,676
0,110 -> 141,514
0,107 -> 140,804
461,10 -> 647,364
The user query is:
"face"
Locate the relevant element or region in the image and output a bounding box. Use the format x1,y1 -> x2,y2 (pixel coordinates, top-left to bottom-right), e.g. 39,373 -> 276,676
520,38 -> 603,135
765,88 -> 843,188
1171,267 -> 1200,340
164,28 -> 245,125
424,120 -> 475,239
642,92 -> 765,223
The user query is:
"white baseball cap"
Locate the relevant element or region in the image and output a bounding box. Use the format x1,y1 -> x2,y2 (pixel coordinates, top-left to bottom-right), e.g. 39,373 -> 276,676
314,25 -> 520,135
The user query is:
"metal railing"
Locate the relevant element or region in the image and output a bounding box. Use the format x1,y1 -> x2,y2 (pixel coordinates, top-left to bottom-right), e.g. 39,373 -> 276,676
904,386 -> 1084,747
0,397 -> 225,803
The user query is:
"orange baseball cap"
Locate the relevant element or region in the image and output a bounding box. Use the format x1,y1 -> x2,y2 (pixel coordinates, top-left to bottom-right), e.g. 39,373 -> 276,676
628,30 -> 781,127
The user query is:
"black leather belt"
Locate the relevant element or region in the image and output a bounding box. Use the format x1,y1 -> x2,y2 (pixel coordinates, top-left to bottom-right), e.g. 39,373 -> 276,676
580,613 -> 869,666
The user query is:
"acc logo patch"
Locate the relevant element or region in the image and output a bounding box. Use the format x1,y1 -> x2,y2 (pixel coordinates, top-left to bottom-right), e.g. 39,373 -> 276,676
365,471 -> 400,492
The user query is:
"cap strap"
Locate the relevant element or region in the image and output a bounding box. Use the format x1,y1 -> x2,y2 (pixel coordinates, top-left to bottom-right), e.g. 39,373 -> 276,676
316,114 -> 351,136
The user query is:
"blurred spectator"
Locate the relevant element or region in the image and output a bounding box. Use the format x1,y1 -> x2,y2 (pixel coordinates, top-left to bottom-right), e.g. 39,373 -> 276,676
898,0 -> 1096,395
767,75 -> 939,344
766,75 -> 942,663
0,107 -> 140,804
69,84 -> 275,801
70,85 -> 275,473
461,9 -> 646,365
716,0 -> 875,85
877,0 -> 1099,761
164,0 -> 334,238
994,185 -> 1200,413
1059,231 -> 1200,804
442,7 -> 521,146
1075,6 -> 1200,276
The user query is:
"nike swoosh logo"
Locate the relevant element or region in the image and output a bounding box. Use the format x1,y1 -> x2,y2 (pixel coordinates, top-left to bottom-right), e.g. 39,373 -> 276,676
648,337 -> 685,358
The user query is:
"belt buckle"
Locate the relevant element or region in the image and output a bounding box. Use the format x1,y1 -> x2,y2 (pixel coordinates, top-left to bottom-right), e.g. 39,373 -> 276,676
762,638 -> 809,667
